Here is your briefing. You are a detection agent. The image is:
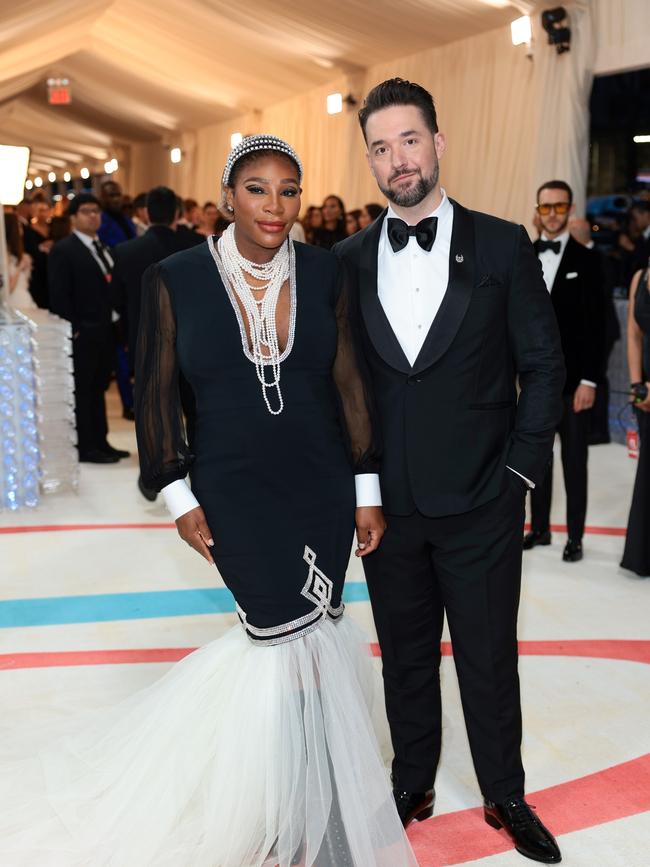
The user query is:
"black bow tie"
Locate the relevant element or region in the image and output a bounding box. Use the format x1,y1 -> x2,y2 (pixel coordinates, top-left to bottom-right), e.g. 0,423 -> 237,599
538,239 -> 561,255
387,216 -> 438,253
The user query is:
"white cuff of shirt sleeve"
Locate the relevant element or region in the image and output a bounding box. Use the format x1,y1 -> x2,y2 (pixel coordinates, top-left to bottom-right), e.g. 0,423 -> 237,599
506,465 -> 535,489
161,478 -> 200,521
355,474 -> 382,507
580,379 -> 597,388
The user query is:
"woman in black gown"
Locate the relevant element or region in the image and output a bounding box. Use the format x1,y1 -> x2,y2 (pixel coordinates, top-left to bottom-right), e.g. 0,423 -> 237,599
0,136 -> 418,867
621,267 -> 650,577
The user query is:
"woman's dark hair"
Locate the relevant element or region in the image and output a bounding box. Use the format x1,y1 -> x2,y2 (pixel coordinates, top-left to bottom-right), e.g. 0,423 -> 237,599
49,215 -> 71,243
227,150 -> 301,189
358,78 -> 438,141
4,212 -> 24,260
346,209 -> 362,233
364,203 -> 384,221
146,186 -> 177,225
536,180 -> 574,206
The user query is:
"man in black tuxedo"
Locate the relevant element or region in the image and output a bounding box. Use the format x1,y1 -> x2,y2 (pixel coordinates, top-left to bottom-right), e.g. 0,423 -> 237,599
334,79 -> 564,864
525,181 -> 606,562
49,194 -> 129,464
111,186 -> 198,500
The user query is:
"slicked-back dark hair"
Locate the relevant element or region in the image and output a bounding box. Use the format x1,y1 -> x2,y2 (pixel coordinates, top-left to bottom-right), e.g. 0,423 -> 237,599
146,186 -> 177,225
358,78 -> 438,141
536,179 -> 573,205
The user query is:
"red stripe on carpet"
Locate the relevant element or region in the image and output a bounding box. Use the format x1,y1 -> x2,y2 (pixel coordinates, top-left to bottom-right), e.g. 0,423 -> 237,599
0,522 -> 627,536
409,753 -> 650,866
5,640 -> 649,670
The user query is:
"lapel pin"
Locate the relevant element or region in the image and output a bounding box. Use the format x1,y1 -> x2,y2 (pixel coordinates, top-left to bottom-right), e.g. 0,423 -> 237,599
455,253 -> 464,263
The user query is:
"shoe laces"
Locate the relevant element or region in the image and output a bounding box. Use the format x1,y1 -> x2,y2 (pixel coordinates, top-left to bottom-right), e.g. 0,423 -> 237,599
503,798 -> 536,829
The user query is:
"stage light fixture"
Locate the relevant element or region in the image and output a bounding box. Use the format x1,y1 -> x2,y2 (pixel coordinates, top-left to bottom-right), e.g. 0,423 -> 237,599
230,132 -> 243,148
48,171 -> 56,182
63,171 -> 71,182
34,176 -> 43,187
511,15 -> 532,46
327,93 -> 343,115
170,147 -> 182,164
110,158 -> 118,172
633,134 -> 650,144
104,161 -> 113,174
25,179 -> 34,191
80,167 -> 90,179
541,6 -> 570,54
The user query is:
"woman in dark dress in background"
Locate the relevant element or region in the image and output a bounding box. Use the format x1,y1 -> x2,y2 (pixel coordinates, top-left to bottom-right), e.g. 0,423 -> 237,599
1,136 -> 417,867
621,267 -> 650,577
312,194 -> 347,250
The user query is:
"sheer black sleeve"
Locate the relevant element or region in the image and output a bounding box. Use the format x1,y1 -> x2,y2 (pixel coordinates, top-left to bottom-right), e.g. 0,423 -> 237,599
135,263 -> 193,491
332,260 -> 382,475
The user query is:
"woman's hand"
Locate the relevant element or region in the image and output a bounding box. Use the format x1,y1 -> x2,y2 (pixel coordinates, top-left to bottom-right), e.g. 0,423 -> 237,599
175,506 -> 215,565
355,506 -> 386,557
635,382 -> 650,413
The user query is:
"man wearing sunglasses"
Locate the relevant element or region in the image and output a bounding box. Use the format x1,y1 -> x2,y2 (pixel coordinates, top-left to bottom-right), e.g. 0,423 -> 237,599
524,180 -> 606,562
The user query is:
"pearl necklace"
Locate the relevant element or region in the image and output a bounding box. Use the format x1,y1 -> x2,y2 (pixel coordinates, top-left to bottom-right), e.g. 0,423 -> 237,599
215,224 -> 294,415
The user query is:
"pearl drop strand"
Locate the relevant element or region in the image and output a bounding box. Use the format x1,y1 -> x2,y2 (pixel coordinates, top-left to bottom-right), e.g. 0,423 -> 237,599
216,223 -> 293,415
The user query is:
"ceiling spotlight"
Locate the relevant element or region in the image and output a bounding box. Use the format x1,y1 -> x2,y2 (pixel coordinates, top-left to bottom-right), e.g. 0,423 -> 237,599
104,161 -> 113,174
541,6 -> 571,54
511,15 -> 532,46
25,179 -> 34,190
34,176 -> 43,187
230,132 -> 243,148
48,171 -> 56,182
80,167 -> 90,179
110,158 -> 118,172
327,93 -> 343,115
633,134 -> 650,144
63,171 -> 71,182
170,147 -> 182,164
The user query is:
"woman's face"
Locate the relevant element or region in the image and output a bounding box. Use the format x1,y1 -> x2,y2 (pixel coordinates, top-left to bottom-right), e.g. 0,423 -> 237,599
203,205 -> 218,227
322,197 -> 342,223
345,213 -> 359,236
310,208 -> 323,228
358,207 -> 372,229
33,202 -> 51,223
226,154 -> 301,254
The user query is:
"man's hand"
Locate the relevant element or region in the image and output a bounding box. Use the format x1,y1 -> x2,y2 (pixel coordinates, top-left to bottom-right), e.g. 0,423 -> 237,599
176,506 -> 215,565
355,506 -> 386,557
573,383 -> 596,413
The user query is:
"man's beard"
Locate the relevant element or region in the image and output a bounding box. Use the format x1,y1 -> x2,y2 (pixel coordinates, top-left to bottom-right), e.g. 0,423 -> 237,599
379,162 -> 439,208
542,214 -> 569,236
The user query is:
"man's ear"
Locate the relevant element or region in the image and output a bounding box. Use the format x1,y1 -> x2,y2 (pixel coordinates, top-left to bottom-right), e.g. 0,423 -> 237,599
434,132 -> 446,161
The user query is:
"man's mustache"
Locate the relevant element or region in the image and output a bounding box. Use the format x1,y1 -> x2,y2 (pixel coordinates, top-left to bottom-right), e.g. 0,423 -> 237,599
388,168 -> 420,184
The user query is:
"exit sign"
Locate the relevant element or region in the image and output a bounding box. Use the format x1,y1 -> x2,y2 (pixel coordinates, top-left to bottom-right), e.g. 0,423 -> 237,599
47,77 -> 71,105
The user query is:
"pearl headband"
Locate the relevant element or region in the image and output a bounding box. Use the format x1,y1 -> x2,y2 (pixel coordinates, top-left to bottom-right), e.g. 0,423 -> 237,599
221,134 -> 303,188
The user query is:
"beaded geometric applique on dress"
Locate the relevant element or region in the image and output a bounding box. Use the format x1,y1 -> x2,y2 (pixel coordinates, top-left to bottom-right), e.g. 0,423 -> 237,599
237,546 -> 345,646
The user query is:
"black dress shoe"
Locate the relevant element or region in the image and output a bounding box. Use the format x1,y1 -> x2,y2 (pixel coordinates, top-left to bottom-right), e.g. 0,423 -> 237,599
79,449 -> 119,464
122,407 -> 136,421
523,530 -> 551,550
484,798 -> 561,863
138,474 -> 158,502
562,539 -> 583,562
104,444 -> 131,459
392,788 -> 435,827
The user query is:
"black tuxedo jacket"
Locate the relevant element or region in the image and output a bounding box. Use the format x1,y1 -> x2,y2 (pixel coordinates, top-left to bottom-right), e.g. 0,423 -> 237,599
48,234 -> 114,333
335,201 -> 565,518
112,225 -> 185,366
534,236 -> 606,394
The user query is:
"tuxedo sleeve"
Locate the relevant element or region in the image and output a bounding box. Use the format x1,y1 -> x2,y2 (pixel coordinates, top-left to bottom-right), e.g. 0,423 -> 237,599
507,226 -> 565,485
580,250 -> 607,385
135,263 -> 194,492
47,244 -> 76,329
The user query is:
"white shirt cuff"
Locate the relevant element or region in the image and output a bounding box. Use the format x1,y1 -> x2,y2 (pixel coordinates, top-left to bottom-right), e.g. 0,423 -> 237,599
507,465 -> 535,489
355,473 -> 382,507
161,478 -> 200,521
580,379 -> 597,389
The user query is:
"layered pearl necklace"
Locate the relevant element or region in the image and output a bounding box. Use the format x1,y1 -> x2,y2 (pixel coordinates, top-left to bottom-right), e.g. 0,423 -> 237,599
215,223 -> 294,415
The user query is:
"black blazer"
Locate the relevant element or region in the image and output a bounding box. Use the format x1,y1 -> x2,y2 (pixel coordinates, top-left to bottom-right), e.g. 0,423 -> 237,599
534,236 -> 606,394
335,201 -> 565,518
48,233 -> 114,333
112,225 -> 185,366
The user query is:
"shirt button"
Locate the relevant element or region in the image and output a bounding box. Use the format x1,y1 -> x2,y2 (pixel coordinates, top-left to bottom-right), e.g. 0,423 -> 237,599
418,324 -> 422,329
415,287 -> 420,293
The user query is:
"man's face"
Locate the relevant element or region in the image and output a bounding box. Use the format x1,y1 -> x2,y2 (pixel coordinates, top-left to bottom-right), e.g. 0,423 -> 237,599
364,104 -> 445,209
102,183 -> 123,213
536,188 -> 573,237
72,202 -> 102,236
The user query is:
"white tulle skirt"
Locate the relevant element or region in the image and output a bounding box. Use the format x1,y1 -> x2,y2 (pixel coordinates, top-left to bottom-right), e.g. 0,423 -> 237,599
0,617 -> 418,867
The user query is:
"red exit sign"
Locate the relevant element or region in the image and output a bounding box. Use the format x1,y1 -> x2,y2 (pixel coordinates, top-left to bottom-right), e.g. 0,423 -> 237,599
47,77 -> 71,105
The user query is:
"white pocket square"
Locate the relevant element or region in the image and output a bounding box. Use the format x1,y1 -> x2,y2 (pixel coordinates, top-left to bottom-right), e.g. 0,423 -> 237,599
566,271 -> 578,279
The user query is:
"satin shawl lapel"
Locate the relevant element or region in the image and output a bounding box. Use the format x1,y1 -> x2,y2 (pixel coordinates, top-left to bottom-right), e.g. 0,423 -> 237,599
359,210 -> 412,375
411,199 -> 476,375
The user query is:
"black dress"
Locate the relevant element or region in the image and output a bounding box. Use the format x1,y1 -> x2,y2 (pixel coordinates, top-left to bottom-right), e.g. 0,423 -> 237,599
621,270 -> 650,577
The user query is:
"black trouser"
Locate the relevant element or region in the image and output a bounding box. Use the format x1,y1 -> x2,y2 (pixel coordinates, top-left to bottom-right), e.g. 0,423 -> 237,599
363,472 -> 526,803
72,326 -> 113,454
530,394 -> 590,541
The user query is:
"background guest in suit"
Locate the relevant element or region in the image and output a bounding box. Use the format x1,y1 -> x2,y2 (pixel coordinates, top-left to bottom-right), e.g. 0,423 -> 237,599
48,193 -> 129,464
525,181 -> 606,562
131,192 -> 149,236
112,186 -> 196,500
98,181 -> 136,247
174,197 -> 205,250
335,78 -> 564,864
